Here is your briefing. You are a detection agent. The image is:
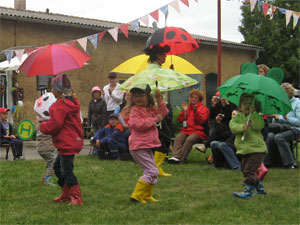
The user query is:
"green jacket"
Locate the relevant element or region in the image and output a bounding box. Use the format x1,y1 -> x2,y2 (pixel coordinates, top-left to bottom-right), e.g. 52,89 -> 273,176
229,111 -> 267,155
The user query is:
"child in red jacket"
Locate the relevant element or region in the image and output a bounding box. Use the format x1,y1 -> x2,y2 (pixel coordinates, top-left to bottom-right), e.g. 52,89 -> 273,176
40,74 -> 84,205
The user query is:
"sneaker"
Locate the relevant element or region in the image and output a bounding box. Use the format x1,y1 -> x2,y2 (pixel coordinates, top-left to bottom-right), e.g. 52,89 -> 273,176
195,144 -> 206,153
168,157 -> 180,164
43,174 -> 57,186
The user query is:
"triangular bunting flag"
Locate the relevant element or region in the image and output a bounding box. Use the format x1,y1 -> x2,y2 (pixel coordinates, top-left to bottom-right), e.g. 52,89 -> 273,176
180,0 -> 189,7
160,5 -> 169,16
263,3 -> 270,17
108,27 -> 119,42
4,50 -> 13,63
257,0 -> 262,11
77,37 -> 88,52
119,24 -> 129,38
285,10 -> 293,27
131,19 -> 140,32
88,34 -> 99,49
278,7 -> 286,14
250,0 -> 257,12
150,10 -> 159,22
14,49 -> 24,63
98,31 -> 107,42
169,0 -> 181,13
140,15 -> 149,26
270,6 -> 277,20
66,40 -> 77,47
293,13 -> 299,29
25,48 -> 34,55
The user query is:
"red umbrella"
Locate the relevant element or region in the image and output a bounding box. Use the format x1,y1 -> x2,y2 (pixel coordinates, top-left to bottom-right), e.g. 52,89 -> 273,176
19,43 -> 91,76
143,27 -> 199,55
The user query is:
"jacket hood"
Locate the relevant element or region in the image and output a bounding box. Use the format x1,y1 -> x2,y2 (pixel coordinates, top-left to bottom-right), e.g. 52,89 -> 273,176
58,96 -> 81,114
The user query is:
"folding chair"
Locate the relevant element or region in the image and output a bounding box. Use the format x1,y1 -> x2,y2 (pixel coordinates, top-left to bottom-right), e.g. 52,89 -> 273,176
0,143 -> 13,160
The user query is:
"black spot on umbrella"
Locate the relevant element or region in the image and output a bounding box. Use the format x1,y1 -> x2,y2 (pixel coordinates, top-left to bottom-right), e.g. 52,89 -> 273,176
181,34 -> 188,41
43,111 -> 49,117
268,95 -> 276,100
166,31 -> 176,40
43,96 -> 49,101
237,87 -> 246,91
226,90 -> 239,97
271,102 -> 281,113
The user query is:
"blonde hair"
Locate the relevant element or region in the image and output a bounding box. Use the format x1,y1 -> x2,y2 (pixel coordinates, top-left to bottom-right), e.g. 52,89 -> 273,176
281,82 -> 295,97
257,64 -> 270,74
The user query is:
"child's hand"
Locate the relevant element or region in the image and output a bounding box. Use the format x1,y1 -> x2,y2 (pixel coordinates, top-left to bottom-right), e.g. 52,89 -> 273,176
157,114 -> 163,122
96,140 -> 101,148
243,123 -> 249,131
10,135 -> 16,139
155,90 -> 161,99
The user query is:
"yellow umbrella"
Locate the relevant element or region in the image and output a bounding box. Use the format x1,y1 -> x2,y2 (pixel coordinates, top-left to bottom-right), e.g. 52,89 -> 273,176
111,54 -> 202,74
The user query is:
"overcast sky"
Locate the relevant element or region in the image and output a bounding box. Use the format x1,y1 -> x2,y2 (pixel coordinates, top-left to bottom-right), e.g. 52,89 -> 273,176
0,0 -> 245,42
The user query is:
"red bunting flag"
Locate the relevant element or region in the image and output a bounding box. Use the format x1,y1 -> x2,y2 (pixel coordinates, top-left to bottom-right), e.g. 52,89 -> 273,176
98,31 -> 107,41
66,40 -> 77,47
263,3 -> 270,17
180,0 -> 189,7
119,24 -> 129,38
150,10 -> 159,22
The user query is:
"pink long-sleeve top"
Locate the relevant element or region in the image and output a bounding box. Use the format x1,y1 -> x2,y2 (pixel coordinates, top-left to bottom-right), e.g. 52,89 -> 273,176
128,97 -> 168,151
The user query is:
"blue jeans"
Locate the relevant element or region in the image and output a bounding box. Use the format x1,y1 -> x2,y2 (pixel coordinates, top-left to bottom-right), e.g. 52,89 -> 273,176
265,130 -> 299,167
54,154 -> 78,188
210,141 -> 240,170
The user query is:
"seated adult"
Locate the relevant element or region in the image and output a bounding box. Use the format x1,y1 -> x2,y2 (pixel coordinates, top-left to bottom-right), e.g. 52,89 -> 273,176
264,82 -> 300,169
168,89 -> 209,164
195,91 -> 236,153
210,110 -> 241,170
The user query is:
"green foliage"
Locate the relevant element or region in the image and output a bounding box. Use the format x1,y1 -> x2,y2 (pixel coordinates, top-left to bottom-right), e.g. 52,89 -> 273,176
239,0 -> 300,87
0,152 -> 299,224
172,106 -> 182,136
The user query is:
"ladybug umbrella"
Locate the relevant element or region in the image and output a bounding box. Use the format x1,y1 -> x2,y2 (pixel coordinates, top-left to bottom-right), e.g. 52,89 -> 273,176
19,43 -> 91,76
143,27 -> 199,55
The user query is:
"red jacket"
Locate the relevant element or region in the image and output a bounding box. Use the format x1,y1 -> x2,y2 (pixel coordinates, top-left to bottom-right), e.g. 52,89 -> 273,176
40,96 -> 83,155
177,102 -> 210,140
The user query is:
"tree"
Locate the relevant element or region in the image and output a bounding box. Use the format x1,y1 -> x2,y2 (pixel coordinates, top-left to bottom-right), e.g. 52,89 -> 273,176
239,0 -> 300,87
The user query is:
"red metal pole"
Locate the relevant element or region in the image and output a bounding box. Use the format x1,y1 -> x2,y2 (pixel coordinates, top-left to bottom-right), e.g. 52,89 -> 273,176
217,0 -> 222,86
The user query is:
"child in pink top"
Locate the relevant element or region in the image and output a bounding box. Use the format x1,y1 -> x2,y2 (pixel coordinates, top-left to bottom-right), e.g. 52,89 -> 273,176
128,87 -> 168,204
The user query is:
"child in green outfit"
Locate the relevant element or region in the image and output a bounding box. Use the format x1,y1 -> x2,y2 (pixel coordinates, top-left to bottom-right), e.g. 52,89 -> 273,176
229,93 -> 267,199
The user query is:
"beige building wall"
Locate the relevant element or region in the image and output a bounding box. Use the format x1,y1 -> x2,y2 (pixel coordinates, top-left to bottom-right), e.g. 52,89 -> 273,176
1,18 -> 256,123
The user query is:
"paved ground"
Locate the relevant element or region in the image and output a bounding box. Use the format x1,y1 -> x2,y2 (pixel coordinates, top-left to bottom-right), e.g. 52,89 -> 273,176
0,139 -> 92,161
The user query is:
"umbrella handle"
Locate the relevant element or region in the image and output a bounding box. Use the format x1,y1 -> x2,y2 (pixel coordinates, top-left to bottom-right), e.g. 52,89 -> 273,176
241,111 -> 252,141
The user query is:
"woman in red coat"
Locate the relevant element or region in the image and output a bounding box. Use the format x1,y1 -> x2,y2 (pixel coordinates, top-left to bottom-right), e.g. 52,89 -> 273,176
168,89 -> 209,164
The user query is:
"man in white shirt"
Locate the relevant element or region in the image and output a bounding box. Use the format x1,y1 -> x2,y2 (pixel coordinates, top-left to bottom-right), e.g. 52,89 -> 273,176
101,72 -> 124,121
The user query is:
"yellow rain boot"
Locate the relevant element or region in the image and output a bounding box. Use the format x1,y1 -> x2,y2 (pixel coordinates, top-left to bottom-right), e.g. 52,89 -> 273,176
130,179 -> 147,204
154,151 -> 172,177
143,184 -> 159,202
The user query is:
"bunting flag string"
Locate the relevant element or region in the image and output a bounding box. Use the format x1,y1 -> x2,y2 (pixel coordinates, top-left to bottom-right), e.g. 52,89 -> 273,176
249,0 -> 300,29
2,0 -> 195,62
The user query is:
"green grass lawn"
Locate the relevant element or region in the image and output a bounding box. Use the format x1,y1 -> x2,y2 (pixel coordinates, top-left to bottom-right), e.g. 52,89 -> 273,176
0,149 -> 299,225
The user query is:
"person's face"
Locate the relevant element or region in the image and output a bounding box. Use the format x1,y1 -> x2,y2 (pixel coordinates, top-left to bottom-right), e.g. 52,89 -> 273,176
125,92 -> 132,103
258,67 -> 266,76
189,94 -> 200,105
93,91 -> 101,99
109,78 -> 117,86
0,112 -> 8,122
132,93 -> 147,108
109,117 -> 119,126
240,97 -> 254,116
52,88 -> 61,98
231,110 -> 238,117
283,88 -> 293,99
156,52 -> 166,65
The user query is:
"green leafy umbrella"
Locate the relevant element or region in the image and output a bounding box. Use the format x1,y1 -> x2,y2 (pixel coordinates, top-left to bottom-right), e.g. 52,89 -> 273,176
118,67 -> 198,93
218,73 -> 292,115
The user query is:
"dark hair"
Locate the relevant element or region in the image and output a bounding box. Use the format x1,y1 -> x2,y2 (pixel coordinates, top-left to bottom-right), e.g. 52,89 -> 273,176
145,45 -> 170,64
239,93 -> 262,112
108,72 -> 117,79
130,87 -> 155,108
